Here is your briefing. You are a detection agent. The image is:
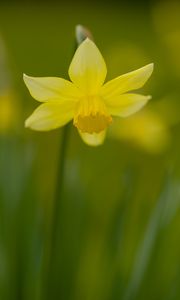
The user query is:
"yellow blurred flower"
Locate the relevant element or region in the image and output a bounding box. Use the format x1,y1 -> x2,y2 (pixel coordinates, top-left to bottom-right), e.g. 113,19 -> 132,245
0,90 -> 19,134
24,38 -> 153,146
109,110 -> 170,154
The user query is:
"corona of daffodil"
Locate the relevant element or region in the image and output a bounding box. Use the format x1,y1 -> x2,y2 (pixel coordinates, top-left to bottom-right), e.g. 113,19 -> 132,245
24,38 -> 153,146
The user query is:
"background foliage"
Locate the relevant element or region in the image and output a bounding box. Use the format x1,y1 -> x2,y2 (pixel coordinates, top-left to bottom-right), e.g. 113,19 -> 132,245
0,1 -> 180,300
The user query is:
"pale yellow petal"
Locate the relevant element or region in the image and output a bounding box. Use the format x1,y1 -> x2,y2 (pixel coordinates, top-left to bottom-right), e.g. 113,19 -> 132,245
23,74 -> 82,102
78,129 -> 106,146
101,63 -> 153,98
106,93 -> 151,117
25,101 -> 74,131
69,38 -> 107,94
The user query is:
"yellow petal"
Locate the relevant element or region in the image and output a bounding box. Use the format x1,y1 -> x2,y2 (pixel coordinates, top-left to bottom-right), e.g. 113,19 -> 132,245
68,38 -> 107,94
25,101 -> 74,131
106,93 -> 151,117
23,74 -> 82,102
101,63 -> 153,98
78,129 -> 106,146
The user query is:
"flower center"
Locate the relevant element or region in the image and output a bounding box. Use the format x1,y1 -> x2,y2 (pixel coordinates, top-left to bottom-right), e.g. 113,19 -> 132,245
73,96 -> 112,134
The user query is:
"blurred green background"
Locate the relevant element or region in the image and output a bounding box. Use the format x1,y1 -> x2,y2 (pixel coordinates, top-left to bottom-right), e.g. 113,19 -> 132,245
0,0 -> 180,300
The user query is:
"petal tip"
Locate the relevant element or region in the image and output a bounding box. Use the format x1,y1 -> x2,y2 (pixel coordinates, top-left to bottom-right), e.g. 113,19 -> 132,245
23,73 -> 27,80
147,63 -> 154,74
23,73 -> 31,85
141,63 -> 154,77
79,130 -> 106,146
23,73 -> 30,79
25,115 -> 34,129
84,37 -> 91,42
81,37 -> 94,46
24,118 -> 30,128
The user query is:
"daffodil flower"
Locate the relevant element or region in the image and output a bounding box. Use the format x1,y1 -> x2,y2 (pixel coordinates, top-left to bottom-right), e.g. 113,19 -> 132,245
24,38 -> 153,146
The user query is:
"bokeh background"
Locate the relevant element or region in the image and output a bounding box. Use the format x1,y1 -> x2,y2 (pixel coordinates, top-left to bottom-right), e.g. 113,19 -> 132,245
0,0 -> 180,299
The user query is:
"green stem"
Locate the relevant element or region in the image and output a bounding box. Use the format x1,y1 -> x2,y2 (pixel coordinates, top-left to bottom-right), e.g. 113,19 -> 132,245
41,123 -> 70,300
51,123 -> 70,247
